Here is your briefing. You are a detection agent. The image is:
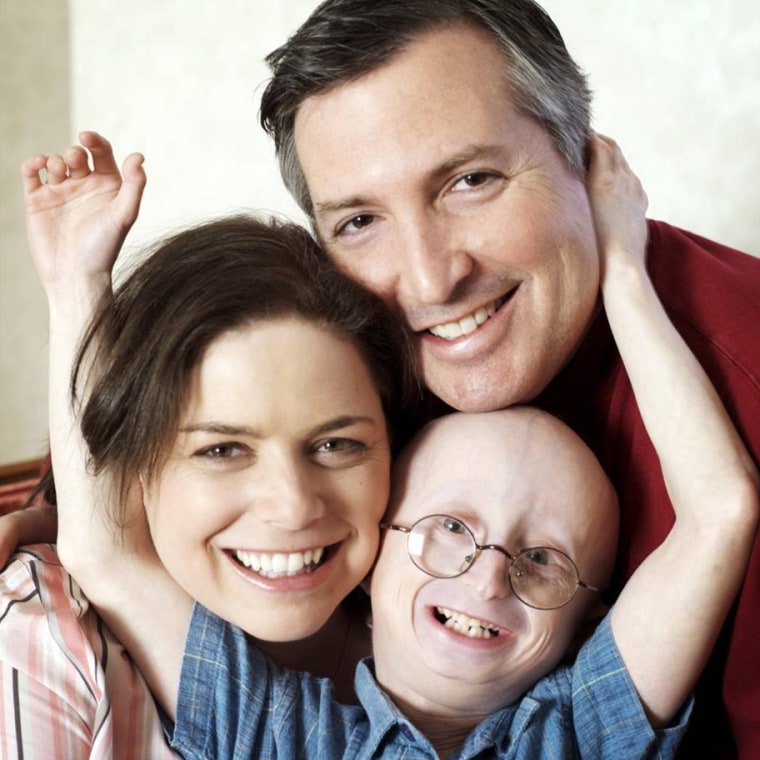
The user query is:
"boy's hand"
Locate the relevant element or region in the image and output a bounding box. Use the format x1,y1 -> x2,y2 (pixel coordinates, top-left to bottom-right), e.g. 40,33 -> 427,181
586,132 -> 649,279
0,507 -> 58,567
20,131 -> 146,292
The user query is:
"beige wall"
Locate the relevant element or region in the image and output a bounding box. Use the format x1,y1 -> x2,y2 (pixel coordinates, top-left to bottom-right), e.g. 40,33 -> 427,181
0,0 -> 69,465
1,0 -> 758,465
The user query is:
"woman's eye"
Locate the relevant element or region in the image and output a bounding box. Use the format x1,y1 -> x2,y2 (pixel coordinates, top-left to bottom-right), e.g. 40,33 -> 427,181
313,438 -> 368,466
196,442 -> 247,460
316,438 -> 363,454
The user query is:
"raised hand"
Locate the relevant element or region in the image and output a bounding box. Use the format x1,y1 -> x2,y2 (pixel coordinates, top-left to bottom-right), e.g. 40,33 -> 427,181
20,131 -> 146,292
586,131 -> 759,726
586,131 -> 649,278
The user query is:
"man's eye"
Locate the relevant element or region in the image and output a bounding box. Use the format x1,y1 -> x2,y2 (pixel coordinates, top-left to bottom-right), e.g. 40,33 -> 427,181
337,214 -> 375,236
450,171 -> 499,192
442,517 -> 468,534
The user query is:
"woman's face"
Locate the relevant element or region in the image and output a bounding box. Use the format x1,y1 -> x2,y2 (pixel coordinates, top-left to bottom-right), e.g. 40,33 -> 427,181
142,317 -> 391,641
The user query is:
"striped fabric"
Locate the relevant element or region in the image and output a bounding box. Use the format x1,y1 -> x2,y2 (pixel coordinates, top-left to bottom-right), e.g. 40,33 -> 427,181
0,544 -> 178,759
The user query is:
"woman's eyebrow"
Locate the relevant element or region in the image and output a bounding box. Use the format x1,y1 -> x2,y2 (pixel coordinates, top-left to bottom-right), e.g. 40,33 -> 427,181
177,416 -> 376,438
307,415 -> 377,437
177,422 -> 261,437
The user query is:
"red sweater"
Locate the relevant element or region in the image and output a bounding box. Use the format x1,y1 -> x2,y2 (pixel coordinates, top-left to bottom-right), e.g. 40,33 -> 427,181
536,220 -> 760,759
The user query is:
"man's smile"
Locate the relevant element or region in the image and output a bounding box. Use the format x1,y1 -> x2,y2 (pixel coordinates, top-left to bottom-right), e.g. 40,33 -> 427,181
424,287 -> 519,342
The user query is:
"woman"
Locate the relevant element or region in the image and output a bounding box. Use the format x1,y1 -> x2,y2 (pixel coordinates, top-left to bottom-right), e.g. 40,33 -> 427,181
0,134 -> 416,757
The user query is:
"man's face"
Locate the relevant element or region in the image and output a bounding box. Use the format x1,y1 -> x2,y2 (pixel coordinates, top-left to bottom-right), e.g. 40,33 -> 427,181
294,24 -> 599,412
369,410 -> 617,719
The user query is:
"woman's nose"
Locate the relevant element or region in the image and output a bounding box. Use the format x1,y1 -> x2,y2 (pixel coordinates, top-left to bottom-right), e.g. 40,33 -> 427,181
255,457 -> 326,530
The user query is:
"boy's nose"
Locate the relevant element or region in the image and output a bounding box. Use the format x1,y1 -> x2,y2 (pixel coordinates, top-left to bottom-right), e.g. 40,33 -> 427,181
461,549 -> 512,601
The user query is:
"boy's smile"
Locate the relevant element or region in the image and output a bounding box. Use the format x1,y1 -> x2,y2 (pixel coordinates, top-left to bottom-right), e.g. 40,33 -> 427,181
370,409 -> 618,720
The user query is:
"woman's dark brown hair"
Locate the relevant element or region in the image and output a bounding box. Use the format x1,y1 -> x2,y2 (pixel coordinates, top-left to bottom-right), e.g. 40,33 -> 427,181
35,215 -> 417,523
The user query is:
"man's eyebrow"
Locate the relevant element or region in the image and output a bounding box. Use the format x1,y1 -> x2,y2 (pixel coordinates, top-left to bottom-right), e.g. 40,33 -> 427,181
429,144 -> 504,180
313,196 -> 372,216
312,144 -> 504,217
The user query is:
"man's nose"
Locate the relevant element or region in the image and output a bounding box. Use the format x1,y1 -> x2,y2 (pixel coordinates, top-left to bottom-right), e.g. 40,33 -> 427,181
396,213 -> 473,306
461,549 -> 512,601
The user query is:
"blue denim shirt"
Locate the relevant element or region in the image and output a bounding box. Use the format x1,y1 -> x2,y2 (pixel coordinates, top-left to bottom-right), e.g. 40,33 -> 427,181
169,604 -> 690,759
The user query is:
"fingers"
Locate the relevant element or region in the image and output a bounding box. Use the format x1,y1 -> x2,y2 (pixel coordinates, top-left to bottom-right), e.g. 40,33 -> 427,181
20,154 -> 48,194
115,152 -> 148,224
588,131 -> 622,176
45,154 -> 69,185
21,131 -> 137,194
64,145 -> 91,179
79,131 -> 120,176
21,148 -> 91,190
587,131 -> 644,193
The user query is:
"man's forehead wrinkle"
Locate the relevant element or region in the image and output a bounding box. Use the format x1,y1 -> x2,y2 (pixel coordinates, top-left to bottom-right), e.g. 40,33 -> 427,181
313,195 -> 374,216
312,143 -> 507,218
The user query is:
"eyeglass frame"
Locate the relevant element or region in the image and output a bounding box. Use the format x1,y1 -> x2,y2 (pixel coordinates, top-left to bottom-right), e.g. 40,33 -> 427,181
381,513 -> 602,611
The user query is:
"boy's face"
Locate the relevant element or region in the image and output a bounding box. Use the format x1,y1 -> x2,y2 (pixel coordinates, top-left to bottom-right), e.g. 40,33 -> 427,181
370,409 -> 617,718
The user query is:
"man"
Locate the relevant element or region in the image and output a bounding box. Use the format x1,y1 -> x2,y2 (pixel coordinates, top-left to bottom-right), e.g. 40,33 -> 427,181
259,1 -> 760,757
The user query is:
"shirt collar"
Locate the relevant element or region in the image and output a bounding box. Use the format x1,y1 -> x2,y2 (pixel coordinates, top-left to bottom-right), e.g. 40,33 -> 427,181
353,659 -> 540,759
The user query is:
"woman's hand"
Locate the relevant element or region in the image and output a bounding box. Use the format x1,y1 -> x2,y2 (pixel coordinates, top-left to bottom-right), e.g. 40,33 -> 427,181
21,131 -> 145,297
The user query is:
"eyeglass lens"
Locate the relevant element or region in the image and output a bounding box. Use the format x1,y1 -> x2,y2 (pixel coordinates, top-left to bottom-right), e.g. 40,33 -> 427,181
407,515 -> 580,610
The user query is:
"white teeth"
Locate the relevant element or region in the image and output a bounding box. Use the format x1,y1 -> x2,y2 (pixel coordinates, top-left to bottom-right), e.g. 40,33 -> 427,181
234,547 -> 326,578
429,298 -> 500,341
436,606 -> 501,639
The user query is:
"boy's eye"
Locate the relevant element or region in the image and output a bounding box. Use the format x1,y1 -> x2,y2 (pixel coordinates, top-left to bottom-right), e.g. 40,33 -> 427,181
442,516 -> 468,534
524,548 -> 551,566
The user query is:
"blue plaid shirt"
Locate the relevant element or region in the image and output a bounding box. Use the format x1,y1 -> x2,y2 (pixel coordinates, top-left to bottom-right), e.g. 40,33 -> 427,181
169,604 -> 690,759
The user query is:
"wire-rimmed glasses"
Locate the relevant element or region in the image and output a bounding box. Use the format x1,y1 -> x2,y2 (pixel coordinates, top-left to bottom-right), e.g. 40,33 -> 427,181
382,513 -> 600,610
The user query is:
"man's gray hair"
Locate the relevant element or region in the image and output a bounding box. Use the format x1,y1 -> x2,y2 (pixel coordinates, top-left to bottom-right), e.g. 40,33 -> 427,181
260,0 -> 592,217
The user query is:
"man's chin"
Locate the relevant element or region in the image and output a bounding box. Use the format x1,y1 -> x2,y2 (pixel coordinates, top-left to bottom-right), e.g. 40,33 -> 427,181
426,374 -> 538,413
